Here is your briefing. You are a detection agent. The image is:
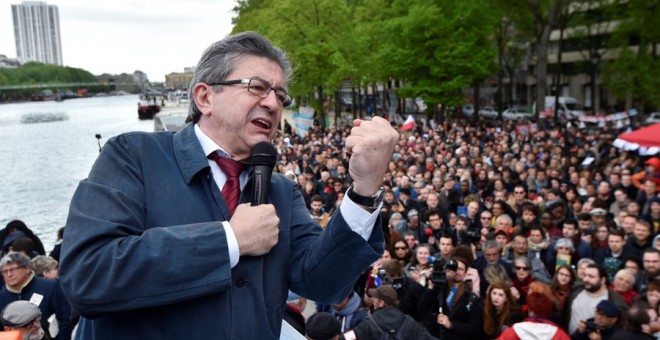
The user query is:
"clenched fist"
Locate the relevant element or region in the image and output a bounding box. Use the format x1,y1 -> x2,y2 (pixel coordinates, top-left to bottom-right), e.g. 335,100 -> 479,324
345,117 -> 399,196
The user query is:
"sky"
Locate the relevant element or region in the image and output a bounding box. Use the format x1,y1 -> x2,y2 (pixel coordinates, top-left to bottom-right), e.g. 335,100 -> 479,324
0,0 -> 238,82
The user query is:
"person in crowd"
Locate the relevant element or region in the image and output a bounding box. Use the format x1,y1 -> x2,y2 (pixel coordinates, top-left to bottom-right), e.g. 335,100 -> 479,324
0,300 -> 44,340
634,248 -> 660,294
564,264 -> 627,334
575,258 -> 597,285
402,231 -> 420,252
542,211 -> 564,241
346,285 -> 438,340
405,244 -> 433,286
483,263 -> 512,290
309,194 -> 331,228
49,227 -> 64,262
385,212 -> 403,247
504,233 -> 551,284
0,252 -> 71,340
641,196 -> 660,234
549,238 -> 577,276
552,264 -> 576,314
396,209 -> 429,244
391,239 -> 412,267
609,302 -> 656,340
623,258 -> 642,277
480,210 -> 494,230
498,292 -> 570,340
642,280 -> 660,310
417,256 -> 483,339
482,281 -> 522,339
620,214 -> 638,236
528,225 -> 550,264
323,290 -> 368,333
610,269 -> 638,305
547,219 -> 592,275
590,224 -> 610,254
425,208 -> 445,252
452,244 -> 481,297
517,203 -> 540,236
305,312 -> 341,340
437,233 -> 456,263
510,256 -> 535,306
8,238 -> 38,259
0,220 -> 45,257
624,220 -> 653,263
475,240 -> 513,296
594,228 -> 629,283
30,256 -> 58,280
570,299 -> 621,340
59,31 -> 399,338
364,259 -> 423,319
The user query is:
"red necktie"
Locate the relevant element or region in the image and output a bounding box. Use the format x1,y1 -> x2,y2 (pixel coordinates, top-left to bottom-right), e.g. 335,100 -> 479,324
208,153 -> 246,216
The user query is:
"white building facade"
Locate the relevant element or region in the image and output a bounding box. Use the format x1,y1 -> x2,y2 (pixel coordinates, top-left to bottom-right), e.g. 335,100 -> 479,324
12,1 -> 63,65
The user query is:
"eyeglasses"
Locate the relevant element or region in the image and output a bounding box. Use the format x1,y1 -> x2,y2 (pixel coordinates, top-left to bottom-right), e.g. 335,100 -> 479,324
394,246 -> 408,250
207,77 -> 292,107
514,266 -> 530,271
1,266 -> 24,276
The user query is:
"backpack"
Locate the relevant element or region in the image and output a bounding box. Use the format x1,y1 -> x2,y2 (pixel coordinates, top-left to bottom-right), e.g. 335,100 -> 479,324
366,315 -> 405,340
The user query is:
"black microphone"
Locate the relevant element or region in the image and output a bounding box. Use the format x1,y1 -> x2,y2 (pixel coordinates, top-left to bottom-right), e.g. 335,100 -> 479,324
250,142 -> 277,206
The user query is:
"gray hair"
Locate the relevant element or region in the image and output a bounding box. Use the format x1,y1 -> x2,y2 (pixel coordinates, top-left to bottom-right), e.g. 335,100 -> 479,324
554,238 -> 575,253
495,214 -> 513,227
186,31 -> 293,123
31,255 -> 58,277
483,239 -> 500,251
0,252 -> 32,270
577,258 -> 596,268
514,256 -> 532,269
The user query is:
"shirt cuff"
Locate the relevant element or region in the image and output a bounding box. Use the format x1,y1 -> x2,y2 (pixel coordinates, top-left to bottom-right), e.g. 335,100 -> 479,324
222,221 -> 240,268
340,195 -> 382,240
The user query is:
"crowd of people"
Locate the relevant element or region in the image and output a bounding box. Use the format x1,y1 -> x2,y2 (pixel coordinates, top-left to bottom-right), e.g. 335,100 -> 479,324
1,113 -> 659,339
279,115 -> 660,339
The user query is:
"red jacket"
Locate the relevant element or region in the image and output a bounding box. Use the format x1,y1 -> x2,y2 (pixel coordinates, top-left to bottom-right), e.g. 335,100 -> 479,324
497,317 -> 570,340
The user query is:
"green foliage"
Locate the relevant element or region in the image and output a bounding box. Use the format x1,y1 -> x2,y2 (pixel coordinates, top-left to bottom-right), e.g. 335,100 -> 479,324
0,62 -> 96,85
603,0 -> 660,109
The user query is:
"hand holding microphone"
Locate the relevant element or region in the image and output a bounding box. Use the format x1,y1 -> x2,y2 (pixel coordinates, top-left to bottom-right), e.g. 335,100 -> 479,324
231,142 -> 280,257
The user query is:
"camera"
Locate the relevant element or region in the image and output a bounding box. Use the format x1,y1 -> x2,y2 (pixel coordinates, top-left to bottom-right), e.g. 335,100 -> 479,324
376,268 -> 404,289
458,230 -> 481,245
428,256 -> 458,287
585,321 -> 599,333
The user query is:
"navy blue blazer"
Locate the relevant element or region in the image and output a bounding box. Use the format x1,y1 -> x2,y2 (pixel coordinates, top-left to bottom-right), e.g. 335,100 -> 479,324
60,124 -> 384,339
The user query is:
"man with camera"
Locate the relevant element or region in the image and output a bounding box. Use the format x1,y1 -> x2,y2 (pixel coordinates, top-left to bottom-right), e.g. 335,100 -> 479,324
344,285 -> 438,340
367,259 -> 424,319
571,300 -> 621,340
417,256 -> 482,339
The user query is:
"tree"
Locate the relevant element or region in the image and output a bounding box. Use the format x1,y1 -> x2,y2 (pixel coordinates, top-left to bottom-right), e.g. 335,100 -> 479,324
603,0 -> 660,112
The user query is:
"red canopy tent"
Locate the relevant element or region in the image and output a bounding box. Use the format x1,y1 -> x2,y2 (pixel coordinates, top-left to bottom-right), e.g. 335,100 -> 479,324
613,123 -> 660,155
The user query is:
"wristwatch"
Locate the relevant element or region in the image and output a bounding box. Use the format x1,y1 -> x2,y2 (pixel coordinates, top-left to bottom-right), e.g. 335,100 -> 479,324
347,185 -> 385,209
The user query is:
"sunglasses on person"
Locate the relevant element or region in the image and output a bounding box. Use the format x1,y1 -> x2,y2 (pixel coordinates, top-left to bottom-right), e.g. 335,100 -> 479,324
514,266 -> 530,272
394,246 -> 408,250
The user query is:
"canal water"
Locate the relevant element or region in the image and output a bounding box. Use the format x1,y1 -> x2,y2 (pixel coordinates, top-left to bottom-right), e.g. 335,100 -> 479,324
0,95 -> 155,252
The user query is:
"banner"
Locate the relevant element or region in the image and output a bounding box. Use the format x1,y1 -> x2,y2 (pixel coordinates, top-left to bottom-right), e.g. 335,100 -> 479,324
292,106 -> 314,138
578,109 -> 638,124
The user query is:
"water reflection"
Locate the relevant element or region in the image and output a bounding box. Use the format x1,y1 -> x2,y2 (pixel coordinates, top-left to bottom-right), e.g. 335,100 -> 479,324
0,95 -> 154,252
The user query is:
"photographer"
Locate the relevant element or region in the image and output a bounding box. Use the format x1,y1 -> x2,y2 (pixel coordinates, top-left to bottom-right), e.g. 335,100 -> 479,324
417,256 -> 482,339
365,259 -> 424,319
345,285 -> 438,340
571,300 -> 621,340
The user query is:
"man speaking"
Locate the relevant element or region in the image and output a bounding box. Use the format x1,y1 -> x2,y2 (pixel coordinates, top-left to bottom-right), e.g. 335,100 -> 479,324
59,31 -> 398,339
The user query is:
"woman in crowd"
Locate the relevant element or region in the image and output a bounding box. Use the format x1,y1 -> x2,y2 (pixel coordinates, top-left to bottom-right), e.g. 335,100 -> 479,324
482,281 -> 522,339
590,224 -> 610,253
404,244 -> 433,286
551,264 -> 575,313
623,258 -> 642,277
549,238 -> 575,276
391,239 -> 412,267
611,269 -> 638,305
511,257 -> 534,306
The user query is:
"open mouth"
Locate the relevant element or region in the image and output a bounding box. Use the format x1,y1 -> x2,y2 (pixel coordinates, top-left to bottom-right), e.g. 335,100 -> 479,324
252,118 -> 272,130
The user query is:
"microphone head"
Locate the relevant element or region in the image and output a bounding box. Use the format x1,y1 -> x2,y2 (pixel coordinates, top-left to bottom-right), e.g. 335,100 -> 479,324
251,142 -> 277,167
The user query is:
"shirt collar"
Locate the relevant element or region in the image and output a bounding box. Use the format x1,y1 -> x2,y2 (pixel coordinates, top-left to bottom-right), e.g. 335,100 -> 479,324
194,124 -> 230,158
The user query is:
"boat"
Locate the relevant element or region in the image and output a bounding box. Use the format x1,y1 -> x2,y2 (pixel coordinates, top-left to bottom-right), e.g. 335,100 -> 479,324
137,94 -> 163,120
154,106 -> 188,132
